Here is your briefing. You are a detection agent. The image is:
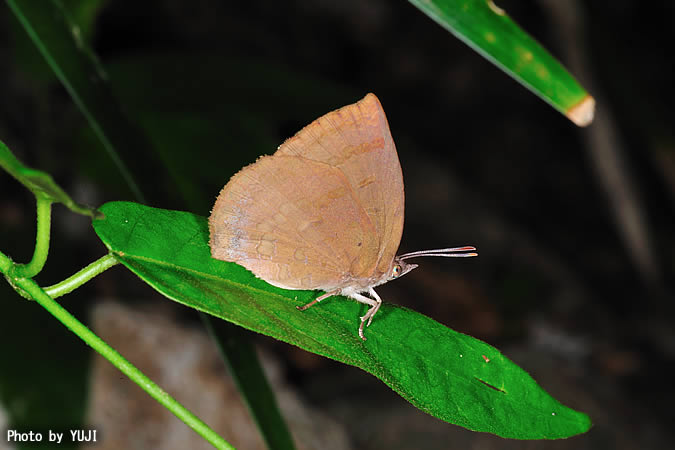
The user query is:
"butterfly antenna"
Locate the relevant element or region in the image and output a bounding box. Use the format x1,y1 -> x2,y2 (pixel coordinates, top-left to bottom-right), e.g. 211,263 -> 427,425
398,246 -> 478,260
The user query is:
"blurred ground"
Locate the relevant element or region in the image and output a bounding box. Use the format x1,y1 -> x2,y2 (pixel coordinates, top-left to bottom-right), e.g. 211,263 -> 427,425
1,1 -> 674,449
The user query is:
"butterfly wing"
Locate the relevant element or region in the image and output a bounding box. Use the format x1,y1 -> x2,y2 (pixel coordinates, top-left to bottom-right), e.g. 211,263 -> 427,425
209,154 -> 379,291
274,93 -> 405,280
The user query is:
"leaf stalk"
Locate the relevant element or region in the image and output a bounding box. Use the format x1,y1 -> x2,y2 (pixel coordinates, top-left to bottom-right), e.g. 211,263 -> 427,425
44,253 -> 119,298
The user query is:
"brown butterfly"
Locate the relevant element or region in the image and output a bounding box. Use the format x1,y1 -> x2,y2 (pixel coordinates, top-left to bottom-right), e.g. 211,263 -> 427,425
209,93 -> 476,340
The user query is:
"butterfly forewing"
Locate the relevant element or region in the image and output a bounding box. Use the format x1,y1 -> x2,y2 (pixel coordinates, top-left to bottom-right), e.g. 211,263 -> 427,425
275,93 -> 405,280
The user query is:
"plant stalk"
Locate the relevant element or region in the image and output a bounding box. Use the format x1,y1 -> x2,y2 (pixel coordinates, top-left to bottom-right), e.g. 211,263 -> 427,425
14,195 -> 52,278
44,253 -> 119,298
11,274 -> 234,450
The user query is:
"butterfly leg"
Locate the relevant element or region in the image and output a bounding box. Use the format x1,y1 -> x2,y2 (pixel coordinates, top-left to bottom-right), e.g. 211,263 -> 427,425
296,290 -> 338,311
350,290 -> 382,341
365,288 -> 382,327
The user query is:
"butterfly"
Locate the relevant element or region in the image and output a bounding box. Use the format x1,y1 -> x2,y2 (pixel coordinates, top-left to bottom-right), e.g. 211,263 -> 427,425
209,93 -> 476,340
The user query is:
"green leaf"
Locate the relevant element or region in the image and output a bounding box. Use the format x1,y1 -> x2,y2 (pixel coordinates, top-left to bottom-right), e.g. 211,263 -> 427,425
0,138 -> 95,217
93,201 -> 591,439
408,0 -> 595,126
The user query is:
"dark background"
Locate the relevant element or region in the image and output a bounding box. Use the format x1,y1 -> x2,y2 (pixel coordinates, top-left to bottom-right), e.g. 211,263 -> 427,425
1,1 -> 673,448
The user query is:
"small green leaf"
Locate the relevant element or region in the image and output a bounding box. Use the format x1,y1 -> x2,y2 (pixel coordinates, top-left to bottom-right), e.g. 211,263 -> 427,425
408,0 -> 595,126
0,139 -> 95,216
93,201 -> 591,439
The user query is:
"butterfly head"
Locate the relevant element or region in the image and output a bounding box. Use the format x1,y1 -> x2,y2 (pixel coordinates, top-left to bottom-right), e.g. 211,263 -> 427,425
388,258 -> 418,282
386,246 -> 478,284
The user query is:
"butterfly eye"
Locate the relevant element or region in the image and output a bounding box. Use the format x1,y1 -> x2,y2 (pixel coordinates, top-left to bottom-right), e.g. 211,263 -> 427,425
392,264 -> 402,278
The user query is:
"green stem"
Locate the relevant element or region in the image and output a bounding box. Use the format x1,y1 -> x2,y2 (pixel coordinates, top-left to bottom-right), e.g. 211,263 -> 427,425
44,253 -> 119,298
14,195 -> 52,278
0,250 -> 13,273
10,274 -> 234,450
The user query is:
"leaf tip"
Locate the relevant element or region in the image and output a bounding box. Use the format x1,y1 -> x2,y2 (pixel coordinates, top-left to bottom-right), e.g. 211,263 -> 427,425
567,94 -> 595,127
